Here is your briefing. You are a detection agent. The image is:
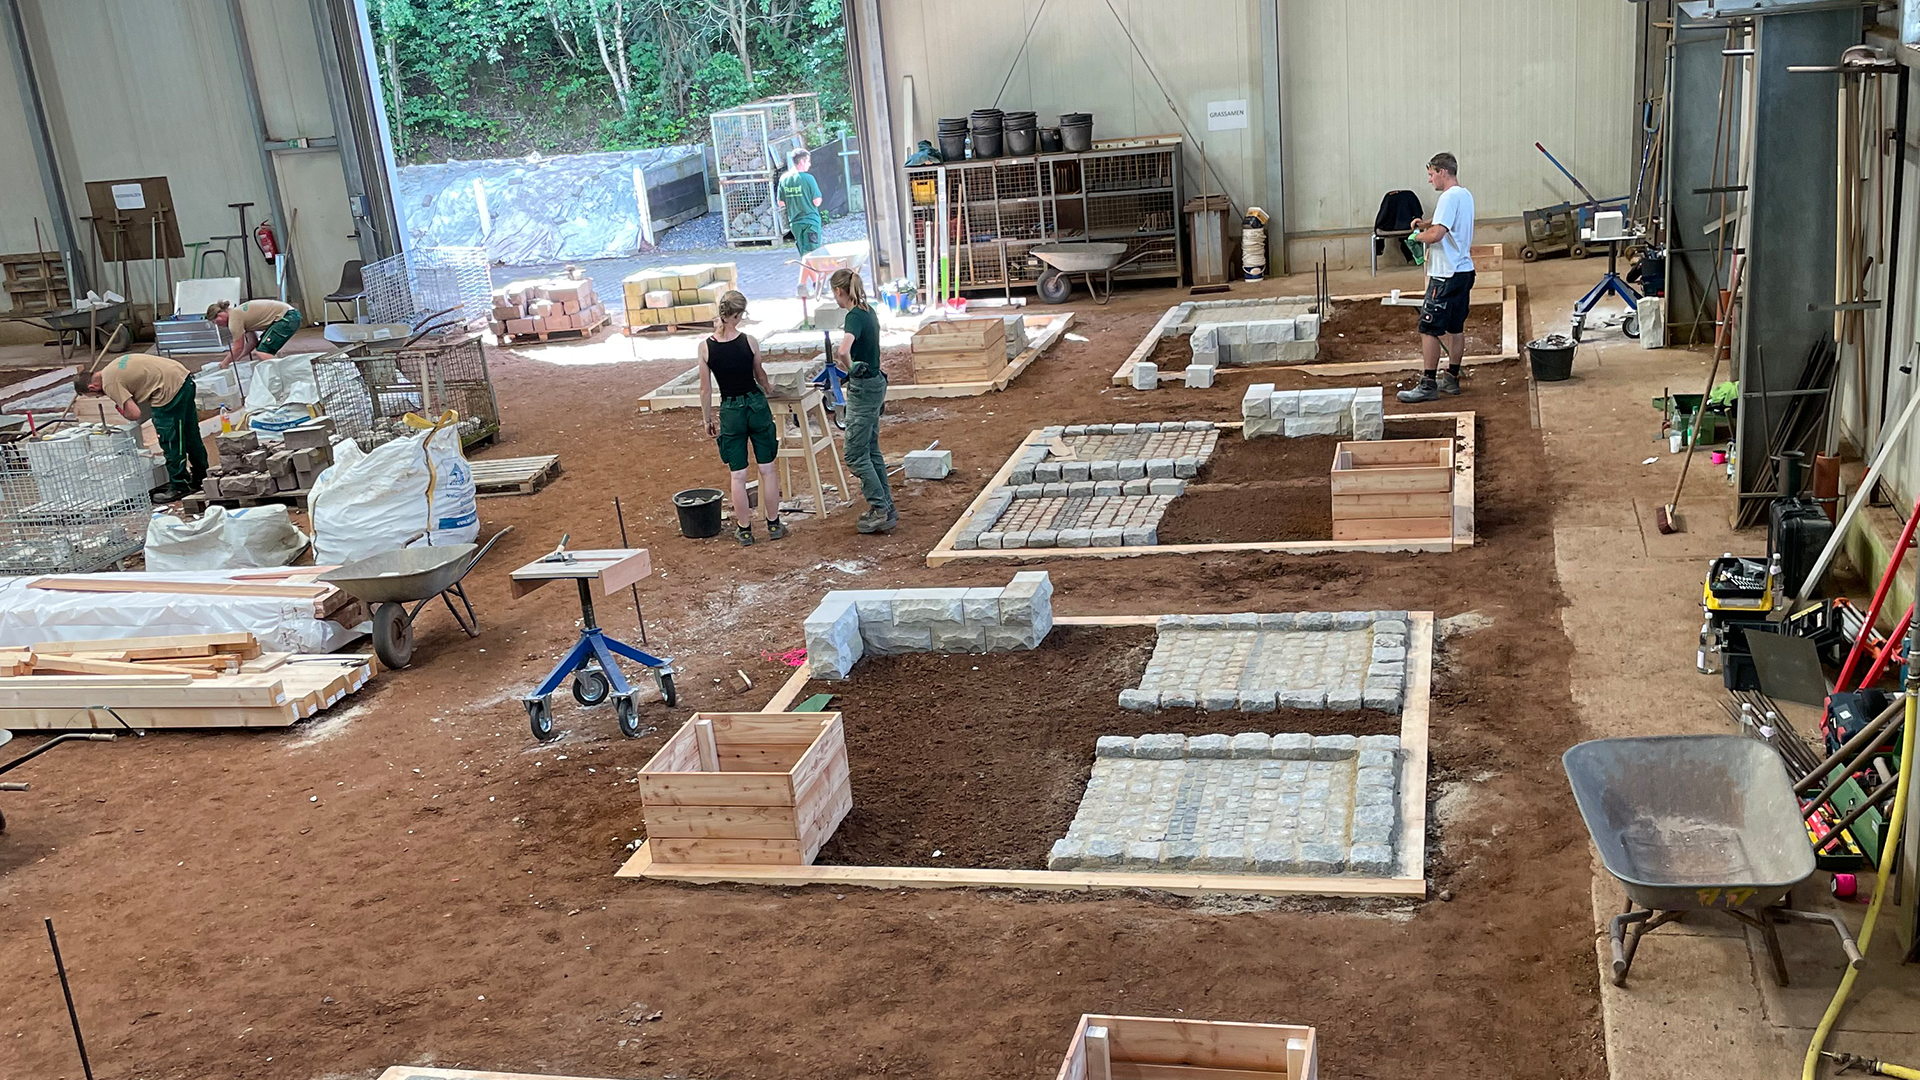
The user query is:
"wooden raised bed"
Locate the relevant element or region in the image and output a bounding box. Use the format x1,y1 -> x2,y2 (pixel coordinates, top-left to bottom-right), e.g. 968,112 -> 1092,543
910,317 -> 1007,384
1330,437 -> 1455,541
637,711 -> 852,866
1056,1014 -> 1319,1080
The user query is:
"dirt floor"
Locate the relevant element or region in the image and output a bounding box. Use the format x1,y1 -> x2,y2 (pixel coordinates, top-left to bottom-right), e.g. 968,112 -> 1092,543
1149,298 -> 1504,371
803,626 -> 1400,869
0,282 -> 1606,1080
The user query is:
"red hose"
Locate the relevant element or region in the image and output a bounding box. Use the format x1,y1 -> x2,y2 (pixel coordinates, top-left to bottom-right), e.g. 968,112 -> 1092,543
1835,498 -> 1920,692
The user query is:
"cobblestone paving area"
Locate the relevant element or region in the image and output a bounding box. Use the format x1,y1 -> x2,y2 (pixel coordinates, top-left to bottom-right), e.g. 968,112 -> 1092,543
1008,422 -> 1222,486
1065,428 -> 1218,462
1046,732 -> 1404,876
991,494 -> 1174,535
1119,612 -> 1412,712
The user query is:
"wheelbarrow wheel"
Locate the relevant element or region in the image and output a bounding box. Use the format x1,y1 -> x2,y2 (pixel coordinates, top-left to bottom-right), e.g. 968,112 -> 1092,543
615,694 -> 645,738
527,696 -> 557,742
571,667 -> 611,707
654,670 -> 677,708
1036,268 -> 1073,305
371,603 -> 415,669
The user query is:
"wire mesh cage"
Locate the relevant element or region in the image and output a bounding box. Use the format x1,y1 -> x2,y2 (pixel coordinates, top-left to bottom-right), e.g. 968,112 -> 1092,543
721,178 -> 781,244
362,246 -> 494,330
0,427 -> 149,575
1083,149 -> 1175,193
711,107 -> 775,176
316,335 -> 500,451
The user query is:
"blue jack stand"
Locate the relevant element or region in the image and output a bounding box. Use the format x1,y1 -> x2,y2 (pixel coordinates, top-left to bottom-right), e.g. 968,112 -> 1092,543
519,565 -> 675,743
1570,237 -> 1642,342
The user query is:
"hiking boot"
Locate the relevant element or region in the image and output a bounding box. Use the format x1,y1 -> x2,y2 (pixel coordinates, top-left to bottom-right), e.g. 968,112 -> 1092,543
734,522 -> 755,547
856,508 -> 898,534
1396,377 -> 1441,403
765,518 -> 790,540
1437,370 -> 1461,395
152,485 -> 193,504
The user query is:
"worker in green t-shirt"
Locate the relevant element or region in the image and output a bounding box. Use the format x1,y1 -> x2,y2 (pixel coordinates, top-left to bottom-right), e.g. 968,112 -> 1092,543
830,268 -> 894,533
778,148 -> 824,258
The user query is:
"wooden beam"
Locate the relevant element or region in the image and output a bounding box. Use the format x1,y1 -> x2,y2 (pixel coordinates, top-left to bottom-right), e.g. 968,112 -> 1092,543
694,717 -> 719,772
31,655 -> 219,679
763,664 -> 812,711
1396,612 -> 1435,885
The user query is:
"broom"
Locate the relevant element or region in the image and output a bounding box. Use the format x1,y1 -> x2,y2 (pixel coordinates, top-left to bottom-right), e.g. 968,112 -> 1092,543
1656,256 -> 1742,534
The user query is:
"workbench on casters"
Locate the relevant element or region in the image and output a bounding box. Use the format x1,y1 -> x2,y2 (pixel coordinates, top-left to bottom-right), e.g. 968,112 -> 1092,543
510,545 -> 675,742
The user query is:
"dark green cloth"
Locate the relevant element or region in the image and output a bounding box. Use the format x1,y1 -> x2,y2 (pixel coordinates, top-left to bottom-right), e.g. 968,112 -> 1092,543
256,308 -> 303,355
843,374 -> 892,514
792,221 -> 822,255
151,377 -> 208,490
842,303 -> 881,378
715,391 -> 777,472
778,170 -> 822,228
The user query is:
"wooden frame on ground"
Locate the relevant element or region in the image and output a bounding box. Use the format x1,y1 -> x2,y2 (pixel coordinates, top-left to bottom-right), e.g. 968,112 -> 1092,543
616,612 -> 1434,898
1111,286 -> 1518,386
637,311 -> 1075,411
1055,1013 -> 1319,1080
923,412 -> 1474,568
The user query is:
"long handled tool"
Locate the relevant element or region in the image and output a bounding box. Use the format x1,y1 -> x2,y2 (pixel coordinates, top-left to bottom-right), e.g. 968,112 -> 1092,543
1779,384 -> 1920,614
1536,141 -> 1603,208
1657,257 -> 1743,533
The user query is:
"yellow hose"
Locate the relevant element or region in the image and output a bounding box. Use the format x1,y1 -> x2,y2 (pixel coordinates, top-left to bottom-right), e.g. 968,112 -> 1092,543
1804,690 -> 1917,1079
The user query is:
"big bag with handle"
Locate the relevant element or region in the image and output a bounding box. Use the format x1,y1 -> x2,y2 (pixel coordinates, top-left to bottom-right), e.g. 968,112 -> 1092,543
309,411 -> 479,564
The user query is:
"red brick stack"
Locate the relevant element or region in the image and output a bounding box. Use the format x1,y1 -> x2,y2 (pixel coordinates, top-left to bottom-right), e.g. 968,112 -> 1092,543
491,271 -> 610,341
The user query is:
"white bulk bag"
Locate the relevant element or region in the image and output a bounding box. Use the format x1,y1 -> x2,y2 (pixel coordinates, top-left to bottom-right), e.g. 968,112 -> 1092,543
144,505 -> 310,571
308,422 -> 479,564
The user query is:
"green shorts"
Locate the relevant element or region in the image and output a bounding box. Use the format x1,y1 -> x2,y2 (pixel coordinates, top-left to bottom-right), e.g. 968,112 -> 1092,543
717,392 -> 777,471
256,308 -> 303,355
792,221 -> 822,255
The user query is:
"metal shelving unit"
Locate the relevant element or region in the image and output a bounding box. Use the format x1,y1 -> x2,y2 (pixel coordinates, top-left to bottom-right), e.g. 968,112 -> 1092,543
905,137 -> 1184,298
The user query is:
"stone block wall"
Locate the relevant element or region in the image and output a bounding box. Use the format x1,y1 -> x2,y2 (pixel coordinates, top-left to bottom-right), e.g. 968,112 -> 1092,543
1240,385 -> 1384,440
804,571 -> 1054,678
1189,312 -> 1321,369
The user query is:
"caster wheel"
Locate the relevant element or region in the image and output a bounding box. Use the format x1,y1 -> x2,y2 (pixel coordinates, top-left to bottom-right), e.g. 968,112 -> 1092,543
615,694 -> 645,738
571,667 -> 612,707
372,603 -> 415,669
1570,244 -> 1590,260
1623,313 -> 1640,340
1521,245 -> 1540,263
527,697 -> 557,742
654,670 -> 677,708
1036,268 -> 1072,305
832,402 -> 847,429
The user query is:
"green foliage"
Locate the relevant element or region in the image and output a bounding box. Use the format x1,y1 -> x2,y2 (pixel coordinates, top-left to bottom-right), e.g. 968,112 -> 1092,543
369,0 -> 854,164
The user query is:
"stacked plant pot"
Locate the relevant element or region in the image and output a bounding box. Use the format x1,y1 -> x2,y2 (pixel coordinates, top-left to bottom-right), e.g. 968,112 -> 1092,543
937,117 -> 969,162
970,108 -> 1004,158
1060,111 -> 1094,153
1003,111 -> 1038,156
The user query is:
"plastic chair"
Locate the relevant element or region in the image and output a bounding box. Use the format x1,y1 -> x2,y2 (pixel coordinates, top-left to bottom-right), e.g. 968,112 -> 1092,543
324,259 -> 366,324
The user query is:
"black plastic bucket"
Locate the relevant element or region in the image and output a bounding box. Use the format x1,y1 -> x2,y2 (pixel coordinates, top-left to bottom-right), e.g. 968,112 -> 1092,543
1527,336 -> 1576,382
1038,127 -> 1063,153
938,133 -> 967,161
1005,127 -> 1037,156
674,487 -> 725,538
971,129 -> 1003,158
1061,121 -> 1093,153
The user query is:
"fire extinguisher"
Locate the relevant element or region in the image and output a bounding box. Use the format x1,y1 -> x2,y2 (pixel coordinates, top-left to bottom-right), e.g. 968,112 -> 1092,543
253,219 -> 280,262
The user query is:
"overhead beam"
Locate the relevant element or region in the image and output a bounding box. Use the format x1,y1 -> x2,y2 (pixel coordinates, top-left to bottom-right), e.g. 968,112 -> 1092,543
225,0 -> 306,305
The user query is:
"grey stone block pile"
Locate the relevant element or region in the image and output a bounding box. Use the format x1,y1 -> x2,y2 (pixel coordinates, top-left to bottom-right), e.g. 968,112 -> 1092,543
1241,385 -> 1384,440
803,571 -> 1054,678
1119,611 -> 1414,714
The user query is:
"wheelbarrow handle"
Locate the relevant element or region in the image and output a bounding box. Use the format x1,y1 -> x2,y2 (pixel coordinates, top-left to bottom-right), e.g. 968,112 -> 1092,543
467,524 -> 516,569
1773,908 -> 1866,969
0,782 -> 27,791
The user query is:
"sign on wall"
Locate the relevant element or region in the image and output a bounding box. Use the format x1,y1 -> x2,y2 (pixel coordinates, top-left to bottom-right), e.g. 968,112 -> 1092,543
1207,100 -> 1249,131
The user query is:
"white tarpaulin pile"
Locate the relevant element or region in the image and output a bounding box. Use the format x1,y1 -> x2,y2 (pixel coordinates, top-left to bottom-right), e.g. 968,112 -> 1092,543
0,569 -> 359,654
145,505 -> 310,571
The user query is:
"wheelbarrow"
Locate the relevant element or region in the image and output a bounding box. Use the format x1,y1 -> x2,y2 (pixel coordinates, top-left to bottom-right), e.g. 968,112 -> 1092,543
25,302 -> 133,363
1565,734 -> 1865,987
319,526 -> 514,669
0,729 -> 115,834
1031,242 -> 1152,305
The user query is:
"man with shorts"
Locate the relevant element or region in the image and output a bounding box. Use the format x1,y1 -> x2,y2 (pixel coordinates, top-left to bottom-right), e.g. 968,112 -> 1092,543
208,298 -> 304,367
778,149 -> 824,259
75,353 -> 207,502
1398,152 -> 1476,403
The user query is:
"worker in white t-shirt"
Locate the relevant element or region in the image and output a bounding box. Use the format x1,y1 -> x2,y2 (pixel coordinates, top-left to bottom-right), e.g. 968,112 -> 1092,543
1398,152 -> 1476,403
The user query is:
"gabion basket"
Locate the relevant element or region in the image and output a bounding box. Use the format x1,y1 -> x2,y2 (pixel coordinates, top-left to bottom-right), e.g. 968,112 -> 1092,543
720,178 -> 781,244
316,335 -> 499,451
0,426 -> 149,575
711,108 -> 775,177
363,246 -> 494,330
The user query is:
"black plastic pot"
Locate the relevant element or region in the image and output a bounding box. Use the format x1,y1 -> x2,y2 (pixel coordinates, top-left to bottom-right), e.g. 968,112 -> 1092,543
1527,337 -> 1576,382
1061,120 -> 1093,153
971,130 -> 1003,158
1005,127 -> 1037,155
673,487 -> 724,538
938,133 -> 968,162
1038,127 -> 1063,153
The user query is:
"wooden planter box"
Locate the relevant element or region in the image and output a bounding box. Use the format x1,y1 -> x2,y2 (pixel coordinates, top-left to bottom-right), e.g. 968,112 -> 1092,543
637,711 -> 851,866
911,318 -> 1007,384
1055,1014 -> 1318,1080
1330,437 -> 1455,541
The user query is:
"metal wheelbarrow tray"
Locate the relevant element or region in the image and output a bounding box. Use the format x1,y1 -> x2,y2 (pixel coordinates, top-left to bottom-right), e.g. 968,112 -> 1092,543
1030,242 -> 1152,305
319,526 -> 513,669
1564,734 -> 1865,986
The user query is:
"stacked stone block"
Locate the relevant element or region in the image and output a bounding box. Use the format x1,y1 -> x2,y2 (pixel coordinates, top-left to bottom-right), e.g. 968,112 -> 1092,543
1117,611 -> 1413,713
959,422 -> 1223,550
1188,309 -> 1321,369
804,571 -> 1054,678
1240,385 -> 1385,440
1046,732 -> 1404,876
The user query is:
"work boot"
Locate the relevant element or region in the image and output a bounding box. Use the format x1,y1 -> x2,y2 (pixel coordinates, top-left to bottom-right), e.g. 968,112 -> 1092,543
1396,376 -> 1441,404
766,518 -> 789,540
1438,370 -> 1461,395
856,507 -> 898,534
734,522 -> 754,546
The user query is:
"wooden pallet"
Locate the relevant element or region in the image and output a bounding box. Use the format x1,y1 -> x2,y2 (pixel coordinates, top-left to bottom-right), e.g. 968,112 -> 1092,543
473,454 -> 562,497
501,313 -> 609,344
180,487 -> 311,512
623,318 -> 711,336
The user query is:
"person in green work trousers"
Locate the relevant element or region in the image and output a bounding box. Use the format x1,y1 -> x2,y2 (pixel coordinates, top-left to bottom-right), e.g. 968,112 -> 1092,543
831,268 -> 894,533
699,290 -> 789,547
74,353 -> 207,503
778,148 -> 824,259
206,298 -> 304,366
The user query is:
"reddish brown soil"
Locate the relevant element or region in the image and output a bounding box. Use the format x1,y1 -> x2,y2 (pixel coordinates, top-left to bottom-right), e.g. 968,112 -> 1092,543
804,626 -> 1399,869
1149,298 -> 1503,371
0,289 -> 1605,1080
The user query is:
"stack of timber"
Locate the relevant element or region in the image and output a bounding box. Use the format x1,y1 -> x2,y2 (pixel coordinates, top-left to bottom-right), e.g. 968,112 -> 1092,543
909,318 -> 1009,384
0,632 -> 374,730
25,574 -> 367,624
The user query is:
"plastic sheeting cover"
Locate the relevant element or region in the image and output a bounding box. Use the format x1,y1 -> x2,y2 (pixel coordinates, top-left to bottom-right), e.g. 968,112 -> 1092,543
0,569 -> 360,654
397,146 -> 703,266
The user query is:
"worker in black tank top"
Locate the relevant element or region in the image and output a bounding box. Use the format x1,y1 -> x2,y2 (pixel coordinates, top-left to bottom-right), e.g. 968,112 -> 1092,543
699,291 -> 788,545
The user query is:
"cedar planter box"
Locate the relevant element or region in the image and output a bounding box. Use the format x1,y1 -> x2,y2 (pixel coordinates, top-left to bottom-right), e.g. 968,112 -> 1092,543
1055,1014 -> 1319,1080
1330,437 -> 1455,541
637,711 -> 851,865
910,318 -> 1007,383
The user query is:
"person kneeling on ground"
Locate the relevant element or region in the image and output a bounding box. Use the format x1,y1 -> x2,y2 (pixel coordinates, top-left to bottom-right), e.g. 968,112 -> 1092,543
699,290 -> 788,546
76,354 -> 207,502
208,298 -> 304,367
1398,151 -> 1476,403
831,268 -> 895,534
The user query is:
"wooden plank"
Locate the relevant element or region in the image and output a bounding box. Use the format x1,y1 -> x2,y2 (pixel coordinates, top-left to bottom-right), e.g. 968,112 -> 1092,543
0,704 -> 299,730
1331,517 -> 1452,541
639,725 -> 700,774
1397,613 -> 1435,883
1453,412 -> 1475,549
798,773 -> 853,861
508,549 -> 652,599
1099,1016 -> 1305,1073
648,836 -> 806,865
27,579 -> 329,599
693,717 -> 719,772
1331,491 -> 1454,518
990,311 -> 1074,391
31,655 -> 218,679
927,534 -> 1455,567
716,744 -> 807,772
0,681 -> 287,708
1087,1026 -> 1113,1080
700,711 -> 837,744
1112,302 -> 1187,386
763,665 -> 813,712
1109,1063 -> 1285,1080
642,802 -> 799,840
787,714 -> 847,794
635,771 -> 795,807
927,426 -> 1039,559
1335,438 -> 1452,467
1327,467 -> 1451,496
